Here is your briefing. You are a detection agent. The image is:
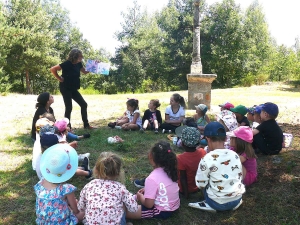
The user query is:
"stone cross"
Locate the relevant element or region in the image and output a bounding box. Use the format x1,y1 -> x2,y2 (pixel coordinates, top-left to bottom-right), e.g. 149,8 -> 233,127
186,0 -> 217,109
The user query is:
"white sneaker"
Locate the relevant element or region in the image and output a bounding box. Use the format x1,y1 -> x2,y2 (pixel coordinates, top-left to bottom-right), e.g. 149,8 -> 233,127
188,201 -> 217,213
78,153 -> 90,162
232,199 -> 243,211
162,129 -> 165,133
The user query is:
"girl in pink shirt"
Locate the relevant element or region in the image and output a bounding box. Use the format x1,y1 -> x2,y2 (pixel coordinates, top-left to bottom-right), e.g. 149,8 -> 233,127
228,126 -> 258,186
126,141 -> 180,220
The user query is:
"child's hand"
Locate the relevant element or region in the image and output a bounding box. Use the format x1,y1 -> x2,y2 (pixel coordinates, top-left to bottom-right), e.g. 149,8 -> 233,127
69,141 -> 78,149
138,188 -> 144,194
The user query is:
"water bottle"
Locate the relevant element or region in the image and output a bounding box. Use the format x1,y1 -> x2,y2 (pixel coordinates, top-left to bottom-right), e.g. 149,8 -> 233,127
173,137 -> 178,145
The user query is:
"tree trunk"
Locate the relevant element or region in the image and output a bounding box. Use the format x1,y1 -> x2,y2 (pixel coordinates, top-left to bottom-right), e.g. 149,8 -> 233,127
25,70 -> 31,94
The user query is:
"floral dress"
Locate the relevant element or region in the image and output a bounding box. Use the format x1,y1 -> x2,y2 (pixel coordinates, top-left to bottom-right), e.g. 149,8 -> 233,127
78,179 -> 138,225
34,179 -> 78,225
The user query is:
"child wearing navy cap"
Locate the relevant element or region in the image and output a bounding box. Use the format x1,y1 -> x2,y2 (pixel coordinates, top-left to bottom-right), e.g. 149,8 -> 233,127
252,102 -> 283,155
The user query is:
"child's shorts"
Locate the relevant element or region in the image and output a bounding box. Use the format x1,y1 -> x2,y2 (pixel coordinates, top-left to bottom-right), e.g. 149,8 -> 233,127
141,205 -> 173,219
243,171 -> 257,186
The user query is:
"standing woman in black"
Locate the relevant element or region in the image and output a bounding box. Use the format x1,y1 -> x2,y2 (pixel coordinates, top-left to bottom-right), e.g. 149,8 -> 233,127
51,48 -> 94,129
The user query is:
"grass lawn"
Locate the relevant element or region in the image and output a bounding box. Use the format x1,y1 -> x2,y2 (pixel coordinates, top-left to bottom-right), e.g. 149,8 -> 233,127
0,83 -> 300,225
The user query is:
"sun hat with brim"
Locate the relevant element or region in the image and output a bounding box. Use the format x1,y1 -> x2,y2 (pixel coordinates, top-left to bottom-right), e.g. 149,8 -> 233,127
261,102 -> 279,117
54,118 -> 70,133
226,126 -> 253,143
40,143 -> 78,183
175,125 -> 188,138
39,124 -> 56,137
204,122 -> 226,137
218,102 -> 234,110
230,105 -> 247,116
195,104 -> 208,114
181,127 -> 201,147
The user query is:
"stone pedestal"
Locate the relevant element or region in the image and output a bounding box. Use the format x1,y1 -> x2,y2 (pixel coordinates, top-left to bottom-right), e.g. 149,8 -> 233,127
187,73 -> 217,109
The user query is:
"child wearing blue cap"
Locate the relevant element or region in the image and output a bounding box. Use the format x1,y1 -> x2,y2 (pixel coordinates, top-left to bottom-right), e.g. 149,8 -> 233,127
253,102 -> 283,155
189,122 -> 245,212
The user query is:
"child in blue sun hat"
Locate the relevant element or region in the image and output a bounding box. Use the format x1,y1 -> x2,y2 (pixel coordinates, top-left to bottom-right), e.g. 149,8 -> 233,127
34,144 -> 85,224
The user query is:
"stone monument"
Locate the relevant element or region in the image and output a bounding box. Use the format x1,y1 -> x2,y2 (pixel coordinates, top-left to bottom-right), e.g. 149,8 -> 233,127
186,0 -> 217,109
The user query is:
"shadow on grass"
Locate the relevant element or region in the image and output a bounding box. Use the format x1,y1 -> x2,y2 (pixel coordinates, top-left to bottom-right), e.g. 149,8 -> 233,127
1,123 -> 300,224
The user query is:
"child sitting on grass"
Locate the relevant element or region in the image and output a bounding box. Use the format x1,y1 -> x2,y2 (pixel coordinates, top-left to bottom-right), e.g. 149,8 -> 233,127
253,102 -> 283,155
127,141 -> 180,220
78,152 -> 138,225
230,105 -> 250,127
160,93 -> 186,133
177,127 -> 206,199
189,122 -> 245,212
35,144 -> 84,224
140,99 -> 162,134
121,98 -> 143,131
193,104 -> 210,134
228,126 -> 257,186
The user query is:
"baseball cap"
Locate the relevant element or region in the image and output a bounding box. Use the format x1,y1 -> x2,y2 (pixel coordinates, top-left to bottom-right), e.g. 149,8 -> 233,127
254,105 -> 263,114
230,105 -> 247,116
261,102 -> 279,117
195,104 -> 208,114
40,133 -> 59,148
181,127 -> 201,147
227,126 -> 253,143
247,106 -> 256,115
203,122 -> 226,137
218,102 -> 234,110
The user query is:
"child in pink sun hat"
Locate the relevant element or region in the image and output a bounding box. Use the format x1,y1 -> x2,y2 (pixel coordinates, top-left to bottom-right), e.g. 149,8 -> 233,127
227,126 -> 257,186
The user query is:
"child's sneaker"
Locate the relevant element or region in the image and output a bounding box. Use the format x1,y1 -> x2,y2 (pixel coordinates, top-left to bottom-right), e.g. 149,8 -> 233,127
83,133 -> 91,139
232,199 -> 243,211
140,128 -> 145,133
162,129 -> 165,134
134,178 -> 145,188
78,153 -> 90,162
168,130 -> 172,133
82,157 -> 90,171
108,122 -> 116,128
85,169 -> 93,179
154,129 -> 158,134
188,201 -> 216,213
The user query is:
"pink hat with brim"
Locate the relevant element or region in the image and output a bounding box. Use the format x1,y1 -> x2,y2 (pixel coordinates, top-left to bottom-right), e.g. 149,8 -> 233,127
226,126 -> 253,143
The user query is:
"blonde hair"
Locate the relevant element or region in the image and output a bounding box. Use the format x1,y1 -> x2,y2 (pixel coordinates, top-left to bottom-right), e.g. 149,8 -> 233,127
67,48 -> 83,64
93,152 -> 124,182
234,137 -> 257,159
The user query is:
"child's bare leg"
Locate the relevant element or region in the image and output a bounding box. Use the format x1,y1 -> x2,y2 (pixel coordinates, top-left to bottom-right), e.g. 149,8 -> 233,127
142,120 -> 149,129
116,117 -> 129,126
242,165 -> 247,180
122,123 -> 130,131
126,205 -> 142,219
75,169 -> 89,177
128,124 -> 139,131
153,120 -> 159,129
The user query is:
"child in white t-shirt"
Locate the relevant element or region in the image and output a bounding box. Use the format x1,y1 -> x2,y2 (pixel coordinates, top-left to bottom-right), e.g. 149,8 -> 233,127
160,93 -> 186,133
126,141 -> 180,220
121,98 -> 142,131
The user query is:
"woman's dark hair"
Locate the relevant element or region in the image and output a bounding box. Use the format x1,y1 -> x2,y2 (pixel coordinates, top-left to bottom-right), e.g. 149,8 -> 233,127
67,48 -> 83,64
151,99 -> 161,108
36,92 -> 50,108
172,93 -> 186,108
126,98 -> 139,111
150,141 -> 178,182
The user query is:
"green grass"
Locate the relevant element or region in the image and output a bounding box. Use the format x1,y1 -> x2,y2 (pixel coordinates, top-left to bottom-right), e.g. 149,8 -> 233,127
1,83 -> 300,225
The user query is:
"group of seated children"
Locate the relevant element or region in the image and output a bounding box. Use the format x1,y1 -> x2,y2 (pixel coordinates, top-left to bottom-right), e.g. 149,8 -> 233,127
32,91 -> 285,224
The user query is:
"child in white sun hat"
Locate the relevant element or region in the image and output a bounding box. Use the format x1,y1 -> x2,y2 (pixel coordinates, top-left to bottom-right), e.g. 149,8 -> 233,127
34,144 -> 85,224
193,104 -> 210,134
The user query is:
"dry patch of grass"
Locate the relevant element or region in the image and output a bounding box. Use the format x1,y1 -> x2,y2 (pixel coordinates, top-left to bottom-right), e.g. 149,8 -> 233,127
1,83 -> 300,224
